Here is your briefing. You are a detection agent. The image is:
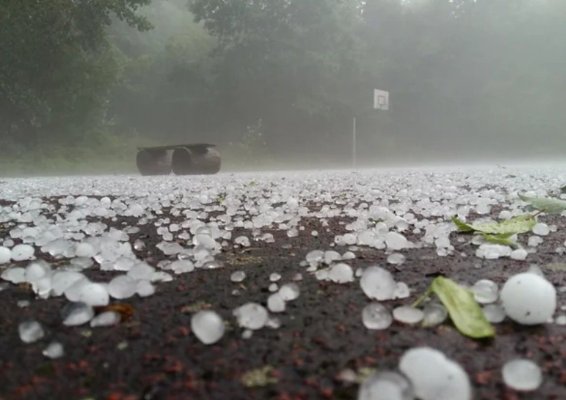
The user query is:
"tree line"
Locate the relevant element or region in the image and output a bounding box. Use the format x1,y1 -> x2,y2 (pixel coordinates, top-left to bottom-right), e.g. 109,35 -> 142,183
1,0 -> 565,171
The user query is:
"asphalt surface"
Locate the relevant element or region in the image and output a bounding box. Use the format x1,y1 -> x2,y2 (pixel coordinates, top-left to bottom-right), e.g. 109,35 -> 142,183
0,167 -> 565,400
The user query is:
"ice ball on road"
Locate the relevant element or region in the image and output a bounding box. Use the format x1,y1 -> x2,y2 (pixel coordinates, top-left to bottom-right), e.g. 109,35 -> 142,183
358,370 -> 415,400
108,275 -> 137,299
90,311 -> 121,328
233,303 -> 268,330
360,266 -> 396,301
267,293 -> 286,313
43,341 -> 64,359
230,270 -> 246,283
393,306 -> 424,325
500,272 -> 556,324
2,267 -> 26,284
77,282 -> 109,306
278,283 -> 300,301
51,271 -> 85,296
62,302 -> 94,326
19,320 -> 45,343
327,263 -> 354,283
75,242 -> 96,258
11,244 -> 35,261
362,303 -> 393,330
385,232 -> 408,251
191,310 -> 225,344
399,347 -> 471,400
471,279 -> 499,304
502,359 -> 542,391
0,246 -> 11,264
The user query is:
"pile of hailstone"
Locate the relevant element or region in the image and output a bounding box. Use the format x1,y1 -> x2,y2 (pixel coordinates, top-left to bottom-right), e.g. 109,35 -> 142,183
0,167 -> 564,396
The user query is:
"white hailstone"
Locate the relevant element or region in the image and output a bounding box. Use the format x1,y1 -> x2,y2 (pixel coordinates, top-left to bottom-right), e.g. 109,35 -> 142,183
502,359 -> 543,391
170,260 -> 195,274
127,263 -> 155,280
234,236 -> 251,247
230,270 -> 246,282
327,263 -> 354,283
475,244 -> 512,259
500,272 -> 556,325
343,233 -> 357,245
311,230 -> 319,237
19,320 -> 45,343
471,279 -> 499,304
482,304 -> 506,323
136,280 -> 155,297
191,310 -> 225,344
278,283 -> 300,301
360,266 -> 397,301
242,329 -> 253,339
394,282 -> 411,299
393,306 -> 424,324
268,283 -> 279,292
269,273 -> 281,282
528,236 -> 543,247
133,239 -> 146,251
43,342 -> 64,359
62,302 -> 95,326
233,303 -> 269,330
358,371 -> 415,400
385,232 -> 408,251
108,275 -> 138,299
387,253 -> 406,265
324,250 -> 342,265
0,246 -> 11,264
51,271 -> 85,296
287,228 -> 299,238
362,303 -> 393,330
64,278 -> 91,302
90,311 -> 121,328
1,267 -> 26,284
266,316 -> 281,329
25,261 -> 50,283
10,244 -> 35,261
32,276 -> 53,299
510,248 -> 528,261
399,347 -> 472,400
554,315 -> 566,325
532,223 -> 549,236
156,241 -> 184,255
77,282 -> 109,306
75,242 -> 96,258
306,250 -> 324,265
315,269 -> 329,281
342,251 -> 356,260
267,293 -> 286,313
422,303 -> 448,327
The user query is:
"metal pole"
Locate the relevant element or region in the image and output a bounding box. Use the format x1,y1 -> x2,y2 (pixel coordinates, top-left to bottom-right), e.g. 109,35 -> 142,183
352,116 -> 357,169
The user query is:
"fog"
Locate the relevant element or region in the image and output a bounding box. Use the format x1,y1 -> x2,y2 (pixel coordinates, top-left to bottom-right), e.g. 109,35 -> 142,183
1,0 -> 565,174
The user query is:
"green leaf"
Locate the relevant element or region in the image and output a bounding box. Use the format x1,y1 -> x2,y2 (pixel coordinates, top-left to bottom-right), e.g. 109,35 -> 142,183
481,233 -> 516,246
451,216 -> 474,232
452,215 -> 535,235
430,277 -> 495,339
519,194 -> 566,214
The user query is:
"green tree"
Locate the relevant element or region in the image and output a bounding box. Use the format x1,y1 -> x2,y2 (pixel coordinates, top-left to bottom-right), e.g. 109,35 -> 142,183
189,0 -> 368,154
0,0 -> 151,156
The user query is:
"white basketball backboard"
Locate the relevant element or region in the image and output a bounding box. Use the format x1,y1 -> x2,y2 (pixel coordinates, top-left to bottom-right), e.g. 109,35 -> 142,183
373,89 -> 389,110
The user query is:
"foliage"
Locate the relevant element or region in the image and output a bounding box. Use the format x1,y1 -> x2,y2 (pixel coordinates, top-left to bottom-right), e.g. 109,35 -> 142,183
0,0 -> 151,155
415,276 -> 495,339
3,0 -> 566,173
518,194 -> 566,215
